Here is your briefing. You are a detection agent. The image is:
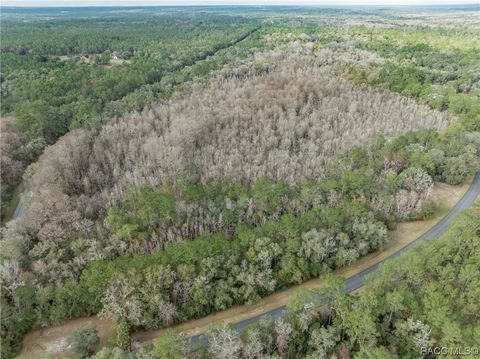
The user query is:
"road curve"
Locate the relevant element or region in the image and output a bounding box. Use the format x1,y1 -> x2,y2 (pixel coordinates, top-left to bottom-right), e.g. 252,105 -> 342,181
190,170 -> 480,343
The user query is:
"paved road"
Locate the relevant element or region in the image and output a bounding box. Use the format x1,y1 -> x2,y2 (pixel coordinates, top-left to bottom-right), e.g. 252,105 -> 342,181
13,190 -> 32,220
190,170 -> 480,343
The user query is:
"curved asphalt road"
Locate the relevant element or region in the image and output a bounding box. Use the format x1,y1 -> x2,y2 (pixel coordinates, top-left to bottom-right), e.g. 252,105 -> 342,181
190,170 -> 480,344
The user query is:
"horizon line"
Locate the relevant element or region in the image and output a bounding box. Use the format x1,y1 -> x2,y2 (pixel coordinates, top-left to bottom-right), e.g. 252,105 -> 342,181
1,2 -> 479,8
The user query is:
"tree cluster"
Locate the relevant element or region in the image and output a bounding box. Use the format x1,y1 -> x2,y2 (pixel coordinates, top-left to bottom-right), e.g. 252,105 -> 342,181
92,203 -> 480,359
0,117 -> 45,219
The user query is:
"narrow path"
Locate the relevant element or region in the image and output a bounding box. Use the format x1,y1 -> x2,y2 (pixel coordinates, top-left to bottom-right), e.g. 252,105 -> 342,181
1,182 -> 24,226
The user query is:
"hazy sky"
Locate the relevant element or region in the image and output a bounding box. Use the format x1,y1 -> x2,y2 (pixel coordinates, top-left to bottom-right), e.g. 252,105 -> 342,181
2,0 -> 479,7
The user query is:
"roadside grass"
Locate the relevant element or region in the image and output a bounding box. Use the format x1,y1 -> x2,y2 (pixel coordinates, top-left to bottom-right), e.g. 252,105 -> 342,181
18,317 -> 114,359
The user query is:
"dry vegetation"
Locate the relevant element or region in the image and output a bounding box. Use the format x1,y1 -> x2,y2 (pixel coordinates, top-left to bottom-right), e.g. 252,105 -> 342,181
6,47 -> 456,289
29,49 -> 451,206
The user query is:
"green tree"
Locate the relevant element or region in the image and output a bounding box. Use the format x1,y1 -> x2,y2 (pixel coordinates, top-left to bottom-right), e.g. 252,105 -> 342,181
68,326 -> 100,358
115,318 -> 131,351
153,330 -> 188,359
353,346 -> 398,359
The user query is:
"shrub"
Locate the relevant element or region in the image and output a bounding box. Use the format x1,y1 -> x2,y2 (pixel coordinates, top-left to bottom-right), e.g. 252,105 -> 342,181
115,318 -> 131,351
68,326 -> 100,358
154,331 -> 188,359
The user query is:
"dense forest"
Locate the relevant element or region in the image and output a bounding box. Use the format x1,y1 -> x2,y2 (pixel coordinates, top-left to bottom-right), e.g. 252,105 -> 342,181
90,202 -> 480,358
1,5 -> 479,359
0,9 -> 265,216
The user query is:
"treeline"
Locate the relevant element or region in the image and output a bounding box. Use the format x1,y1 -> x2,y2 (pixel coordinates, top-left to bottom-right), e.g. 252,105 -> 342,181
0,11 -> 257,56
336,26 -> 480,129
91,202 -> 480,359
2,13 -> 259,134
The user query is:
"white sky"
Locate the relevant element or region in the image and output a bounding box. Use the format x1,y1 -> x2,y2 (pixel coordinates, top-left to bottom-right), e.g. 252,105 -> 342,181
2,0 -> 479,7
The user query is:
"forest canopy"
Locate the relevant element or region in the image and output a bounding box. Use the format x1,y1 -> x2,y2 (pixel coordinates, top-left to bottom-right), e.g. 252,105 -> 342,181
1,5 -> 479,359
91,201 -> 478,359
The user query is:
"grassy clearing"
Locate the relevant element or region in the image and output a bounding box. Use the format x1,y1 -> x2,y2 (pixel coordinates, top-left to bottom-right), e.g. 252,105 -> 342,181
18,317 -> 114,359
